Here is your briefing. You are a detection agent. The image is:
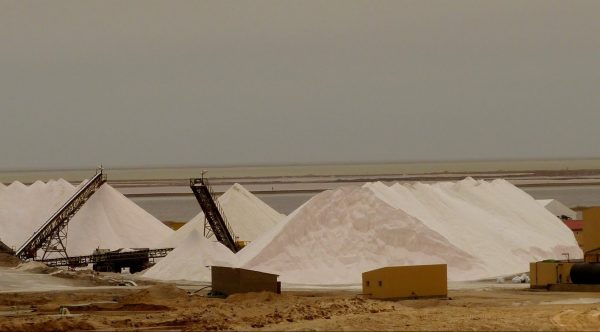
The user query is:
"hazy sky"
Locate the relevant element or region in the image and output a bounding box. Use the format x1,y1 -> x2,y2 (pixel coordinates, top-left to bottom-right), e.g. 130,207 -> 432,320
1,0 -> 600,170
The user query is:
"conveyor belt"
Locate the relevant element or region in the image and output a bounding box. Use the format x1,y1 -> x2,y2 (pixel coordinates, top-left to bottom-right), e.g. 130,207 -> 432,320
40,247 -> 173,269
16,169 -> 107,260
190,177 -> 239,253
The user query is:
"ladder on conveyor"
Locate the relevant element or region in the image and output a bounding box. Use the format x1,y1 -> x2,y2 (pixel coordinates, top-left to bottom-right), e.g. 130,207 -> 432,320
15,168 -> 107,260
190,176 -> 239,253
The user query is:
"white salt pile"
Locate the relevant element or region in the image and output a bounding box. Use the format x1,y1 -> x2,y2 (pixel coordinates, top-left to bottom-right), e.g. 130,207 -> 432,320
237,179 -> 581,285
217,183 -> 285,241
0,179 -> 173,256
159,183 -> 284,248
64,183 -> 174,256
366,179 -> 579,278
238,186 -> 485,284
143,229 -> 236,282
0,179 -> 77,249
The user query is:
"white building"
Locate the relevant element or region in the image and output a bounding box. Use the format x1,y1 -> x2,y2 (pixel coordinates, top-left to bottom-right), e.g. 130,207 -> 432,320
536,199 -> 577,220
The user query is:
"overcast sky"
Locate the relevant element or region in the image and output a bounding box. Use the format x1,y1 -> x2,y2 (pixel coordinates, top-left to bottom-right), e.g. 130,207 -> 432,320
1,0 -> 600,170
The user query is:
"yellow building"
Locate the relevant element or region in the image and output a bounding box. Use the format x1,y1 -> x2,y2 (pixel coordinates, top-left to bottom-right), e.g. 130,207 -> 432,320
362,264 -> 447,300
530,261 -> 575,288
211,266 -> 280,296
583,207 -> 600,252
562,220 -> 584,250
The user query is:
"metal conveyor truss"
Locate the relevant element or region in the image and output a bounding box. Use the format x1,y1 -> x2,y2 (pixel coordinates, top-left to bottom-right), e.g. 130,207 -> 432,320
15,168 -> 107,260
190,177 -> 239,253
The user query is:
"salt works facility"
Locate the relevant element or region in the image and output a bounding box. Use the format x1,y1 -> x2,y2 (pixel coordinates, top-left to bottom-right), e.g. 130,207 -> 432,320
2,167 -> 600,330
0,167 -> 589,286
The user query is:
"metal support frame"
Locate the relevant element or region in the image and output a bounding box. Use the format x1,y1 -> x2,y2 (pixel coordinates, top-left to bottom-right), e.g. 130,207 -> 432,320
200,170 -> 213,239
16,168 -> 107,260
204,219 -> 214,239
41,247 -> 174,268
190,175 -> 239,253
40,224 -> 69,260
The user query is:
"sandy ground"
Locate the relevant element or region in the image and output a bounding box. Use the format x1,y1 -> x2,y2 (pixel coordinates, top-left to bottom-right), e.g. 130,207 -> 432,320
2,249 -> 598,331
1,266 -> 600,332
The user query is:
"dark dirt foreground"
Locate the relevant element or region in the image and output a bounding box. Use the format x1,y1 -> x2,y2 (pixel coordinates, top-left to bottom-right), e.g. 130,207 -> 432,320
1,283 -> 600,331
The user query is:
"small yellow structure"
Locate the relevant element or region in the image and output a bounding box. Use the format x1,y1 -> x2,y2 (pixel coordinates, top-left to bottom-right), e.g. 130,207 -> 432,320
573,227 -> 584,250
211,266 -> 280,296
362,264 -> 447,300
583,207 -> 600,252
530,261 -> 575,288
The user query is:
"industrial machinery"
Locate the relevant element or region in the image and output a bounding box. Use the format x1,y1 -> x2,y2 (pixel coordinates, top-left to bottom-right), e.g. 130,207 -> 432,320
13,167 -> 173,274
531,227 -> 600,290
190,175 -> 240,253
15,168 -> 107,261
41,247 -> 173,273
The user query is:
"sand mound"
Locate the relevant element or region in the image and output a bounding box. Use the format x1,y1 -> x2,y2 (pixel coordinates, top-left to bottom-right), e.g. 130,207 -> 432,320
224,291 -> 281,303
0,253 -> 20,267
121,284 -> 188,304
13,261 -> 57,274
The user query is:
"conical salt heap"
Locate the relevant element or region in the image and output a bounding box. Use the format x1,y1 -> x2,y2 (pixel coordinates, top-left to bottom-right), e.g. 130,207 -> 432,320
159,183 -> 284,248
365,179 -> 580,279
144,229 -> 236,282
0,180 -> 77,249
238,186 -> 485,284
65,183 -> 174,256
0,179 -> 173,256
237,179 -> 581,285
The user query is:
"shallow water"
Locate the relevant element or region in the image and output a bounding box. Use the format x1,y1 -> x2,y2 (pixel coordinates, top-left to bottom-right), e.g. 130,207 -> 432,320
131,192 -> 314,222
4,159 -> 600,183
131,185 -> 600,222
522,185 -> 600,208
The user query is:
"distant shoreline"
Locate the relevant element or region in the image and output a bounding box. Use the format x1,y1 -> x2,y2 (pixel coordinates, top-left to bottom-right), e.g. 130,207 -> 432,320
2,158 -> 600,183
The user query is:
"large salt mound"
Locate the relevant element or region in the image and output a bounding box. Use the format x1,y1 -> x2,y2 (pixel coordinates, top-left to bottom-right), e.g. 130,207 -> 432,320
144,229 -> 236,282
65,183 -> 174,256
218,183 -> 285,241
0,180 -> 77,249
366,179 -> 581,279
239,186 -> 485,284
159,183 -> 284,248
239,179 -> 582,285
0,179 -> 173,256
